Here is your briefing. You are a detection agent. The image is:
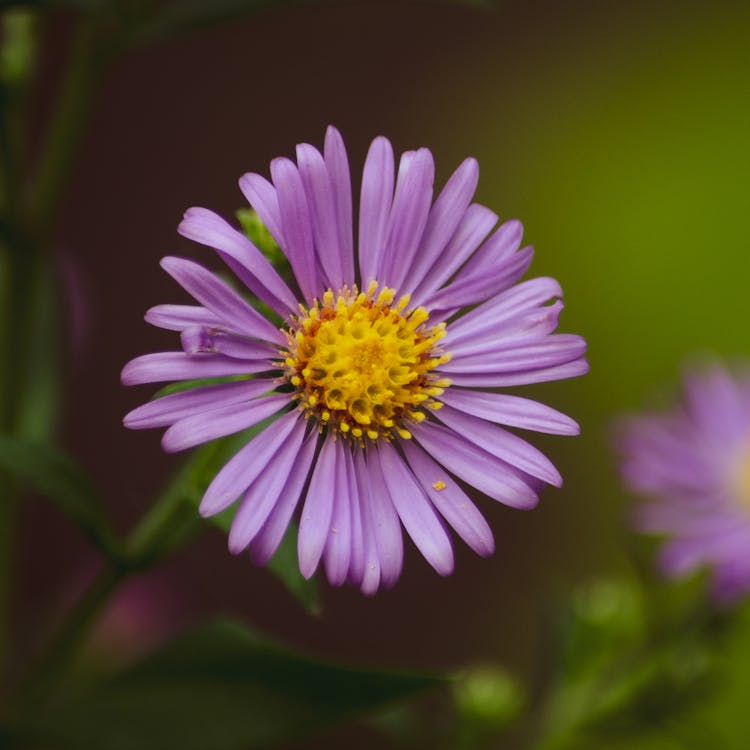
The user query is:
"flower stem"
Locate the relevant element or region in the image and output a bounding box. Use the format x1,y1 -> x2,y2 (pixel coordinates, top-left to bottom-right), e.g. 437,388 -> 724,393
17,465 -> 201,709
27,15 -> 104,242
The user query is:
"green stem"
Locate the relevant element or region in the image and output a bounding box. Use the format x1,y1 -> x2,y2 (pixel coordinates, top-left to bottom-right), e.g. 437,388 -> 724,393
27,15 -> 105,242
19,566 -> 124,708
17,469 -> 201,709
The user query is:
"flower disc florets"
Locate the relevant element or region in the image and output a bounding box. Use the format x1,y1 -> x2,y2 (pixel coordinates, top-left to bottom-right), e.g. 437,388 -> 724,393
283,280 -> 451,442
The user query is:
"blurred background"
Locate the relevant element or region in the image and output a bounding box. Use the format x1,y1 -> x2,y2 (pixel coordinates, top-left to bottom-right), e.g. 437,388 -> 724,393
9,0 -> 750,747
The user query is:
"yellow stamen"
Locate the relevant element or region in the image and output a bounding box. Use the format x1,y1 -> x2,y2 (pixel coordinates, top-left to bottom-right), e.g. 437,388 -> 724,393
282,282 -> 450,441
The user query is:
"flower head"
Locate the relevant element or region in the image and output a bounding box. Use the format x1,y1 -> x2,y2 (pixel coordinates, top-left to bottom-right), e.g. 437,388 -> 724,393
619,362 -> 750,602
122,127 -> 587,593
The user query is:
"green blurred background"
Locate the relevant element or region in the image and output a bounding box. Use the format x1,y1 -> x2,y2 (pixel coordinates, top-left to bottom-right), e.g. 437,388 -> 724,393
13,1 -> 750,747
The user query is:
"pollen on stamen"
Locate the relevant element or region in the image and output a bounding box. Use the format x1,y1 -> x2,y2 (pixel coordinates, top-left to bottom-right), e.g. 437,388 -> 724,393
281,281 -> 450,441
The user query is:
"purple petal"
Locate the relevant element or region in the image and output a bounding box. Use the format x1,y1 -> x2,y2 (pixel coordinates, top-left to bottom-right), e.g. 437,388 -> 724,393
376,442 -> 454,576
411,422 -> 539,509
296,143 -> 345,291
446,301 -> 563,358
438,388 -> 579,436
401,440 -> 494,557
228,418 -> 307,554
238,172 -> 285,247
270,157 -> 318,304
453,219 -> 524,280
124,379 -> 277,429
355,449 -> 403,588
436,404 -> 562,486
401,157 -> 479,293
357,469 -> 382,595
178,207 -> 297,316
444,358 -> 590,388
426,246 -> 534,316
324,126 -> 355,283
199,410 -> 300,516
121,352 -> 272,385
298,436 -> 337,579
180,326 -> 279,360
343,448 -> 366,588
358,136 -> 395,286
145,304 -> 227,333
160,256 -> 285,345
379,148 -> 435,290
446,277 -> 562,345
442,334 -> 587,375
161,393 -> 290,453
323,440 -> 352,586
249,431 -> 319,565
412,204 -> 498,304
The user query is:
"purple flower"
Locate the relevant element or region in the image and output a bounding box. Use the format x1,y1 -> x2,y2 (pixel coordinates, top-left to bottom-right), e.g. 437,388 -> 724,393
619,362 -> 750,602
122,127 -> 587,594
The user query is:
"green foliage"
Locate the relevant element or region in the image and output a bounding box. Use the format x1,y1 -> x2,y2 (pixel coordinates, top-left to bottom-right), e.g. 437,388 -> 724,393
0,9 -> 36,86
236,208 -> 285,268
24,619 -> 445,750
0,435 -> 119,558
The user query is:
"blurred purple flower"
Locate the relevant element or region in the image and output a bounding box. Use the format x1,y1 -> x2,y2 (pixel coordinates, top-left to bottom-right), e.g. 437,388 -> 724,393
619,362 -> 750,602
122,127 -> 587,593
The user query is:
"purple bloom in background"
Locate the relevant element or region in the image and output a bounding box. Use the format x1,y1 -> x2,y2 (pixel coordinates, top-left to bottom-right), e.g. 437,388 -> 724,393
122,127 -> 587,593
619,362 -> 750,602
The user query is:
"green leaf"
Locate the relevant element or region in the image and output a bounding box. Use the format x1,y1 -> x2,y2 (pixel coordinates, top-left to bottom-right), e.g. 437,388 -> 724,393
30,619 -> 445,750
0,435 -> 119,558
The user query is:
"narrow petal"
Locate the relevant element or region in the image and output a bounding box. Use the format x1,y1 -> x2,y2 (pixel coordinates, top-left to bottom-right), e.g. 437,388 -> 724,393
412,204 -> 498,304
180,327 -> 278,360
446,301 -> 563,358
376,442 -> 454,576
270,157 -> 318,304
356,449 -> 403,588
324,125 -> 355,283
238,172 -> 285,247
178,207 -> 298,317
200,410 -> 300,516
145,304 -> 226,333
401,157 -> 479,293
228,418 -> 307,553
358,468 -> 382,595
249,431 -> 319,565
379,148 -> 435,290
298,436 -> 337,579
453,218 -> 524,280
343,449 -> 366,588
296,142 -> 344,291
121,352 -> 271,385
160,256 -> 285,345
124,379 -> 276,429
444,358 -> 590,388
411,422 -> 539,509
425,246 -> 534,315
436,404 -> 562,486
401,440 -> 494,557
358,136 -> 395,286
446,277 -> 562,345
438,388 -> 580,436
161,393 -> 290,453
442,335 -> 587,375
323,440 -> 352,586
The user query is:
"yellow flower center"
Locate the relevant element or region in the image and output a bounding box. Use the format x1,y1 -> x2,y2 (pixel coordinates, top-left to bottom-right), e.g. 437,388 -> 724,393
283,281 -> 451,441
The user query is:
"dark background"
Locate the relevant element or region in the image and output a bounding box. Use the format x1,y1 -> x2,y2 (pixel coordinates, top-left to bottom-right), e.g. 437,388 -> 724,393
14,1 -> 750,744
